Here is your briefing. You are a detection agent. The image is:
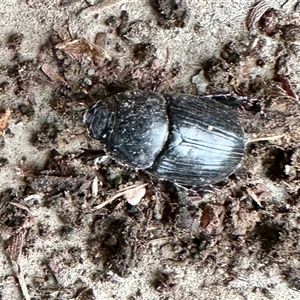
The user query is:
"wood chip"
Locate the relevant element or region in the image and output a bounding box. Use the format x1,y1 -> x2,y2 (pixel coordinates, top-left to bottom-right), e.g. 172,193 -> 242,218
91,176 -> 99,198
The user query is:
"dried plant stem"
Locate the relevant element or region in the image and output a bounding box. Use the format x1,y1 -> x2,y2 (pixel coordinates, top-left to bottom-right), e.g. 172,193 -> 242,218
12,262 -> 31,300
92,183 -> 147,211
246,134 -> 285,144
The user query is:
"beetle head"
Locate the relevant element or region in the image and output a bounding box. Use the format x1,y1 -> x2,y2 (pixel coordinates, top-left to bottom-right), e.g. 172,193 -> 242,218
84,100 -> 116,144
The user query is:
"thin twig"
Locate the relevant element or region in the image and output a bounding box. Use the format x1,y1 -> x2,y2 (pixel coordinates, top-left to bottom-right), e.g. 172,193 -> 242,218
79,0 -> 135,19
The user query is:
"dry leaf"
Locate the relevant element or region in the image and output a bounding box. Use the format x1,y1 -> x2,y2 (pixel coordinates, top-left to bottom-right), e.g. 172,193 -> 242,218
279,75 -> 298,101
92,176 -> 99,198
246,183 -> 269,207
6,216 -> 34,262
200,205 -> 225,234
48,259 -> 61,283
124,185 -> 146,205
95,32 -> 108,49
41,63 -> 66,84
55,38 -> 111,63
0,108 -> 12,135
232,208 -> 260,235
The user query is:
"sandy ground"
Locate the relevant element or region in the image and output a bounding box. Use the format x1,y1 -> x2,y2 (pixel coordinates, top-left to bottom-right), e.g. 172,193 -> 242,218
1,0 -> 300,299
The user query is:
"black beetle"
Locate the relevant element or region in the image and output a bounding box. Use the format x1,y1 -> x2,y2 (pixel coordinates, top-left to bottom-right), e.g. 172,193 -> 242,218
84,90 -> 245,186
